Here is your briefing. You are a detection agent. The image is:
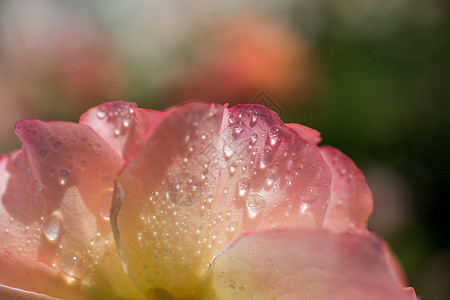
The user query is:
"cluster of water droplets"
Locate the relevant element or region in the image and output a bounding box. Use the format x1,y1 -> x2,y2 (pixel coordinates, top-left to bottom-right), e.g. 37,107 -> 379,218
95,103 -> 137,137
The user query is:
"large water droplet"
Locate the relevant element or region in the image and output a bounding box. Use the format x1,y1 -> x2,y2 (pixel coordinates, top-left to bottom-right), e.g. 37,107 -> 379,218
237,177 -> 251,197
58,169 -> 70,185
268,126 -> 283,146
43,212 -> 64,241
300,186 -> 320,204
246,194 -> 266,217
223,143 -> 235,159
61,252 -> 87,279
96,109 -> 106,119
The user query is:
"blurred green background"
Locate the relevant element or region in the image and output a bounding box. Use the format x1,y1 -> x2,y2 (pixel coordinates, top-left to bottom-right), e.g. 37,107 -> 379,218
1,1 -> 449,299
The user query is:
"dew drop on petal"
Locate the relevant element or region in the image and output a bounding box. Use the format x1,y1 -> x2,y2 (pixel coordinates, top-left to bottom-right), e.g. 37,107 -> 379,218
300,186 -> 320,204
268,126 -> 283,146
222,143 -> 235,159
61,252 -> 87,279
250,111 -> 259,126
259,147 -> 273,169
228,114 -> 236,125
266,169 -> 277,187
234,120 -> 245,135
52,141 -> 61,150
246,194 -> 266,217
96,109 -> 106,119
98,188 -> 114,220
80,160 -> 88,170
250,133 -> 258,145
39,149 -> 48,158
229,162 -> 238,176
58,169 -> 70,186
42,212 -> 64,241
237,177 -> 251,197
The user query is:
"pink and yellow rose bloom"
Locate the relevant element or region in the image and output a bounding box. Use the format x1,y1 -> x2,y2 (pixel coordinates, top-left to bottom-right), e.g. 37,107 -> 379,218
0,102 -> 416,299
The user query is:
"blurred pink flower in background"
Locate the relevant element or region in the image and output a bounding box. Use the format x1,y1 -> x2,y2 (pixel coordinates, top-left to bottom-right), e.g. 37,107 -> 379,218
166,12 -> 315,105
0,102 -> 416,299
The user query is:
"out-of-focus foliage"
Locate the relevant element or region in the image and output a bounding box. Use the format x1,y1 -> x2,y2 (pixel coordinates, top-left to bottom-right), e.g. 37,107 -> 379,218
0,0 -> 449,299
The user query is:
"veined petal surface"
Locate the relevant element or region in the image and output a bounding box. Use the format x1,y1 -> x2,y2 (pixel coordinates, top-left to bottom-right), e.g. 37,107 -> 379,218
195,230 -> 416,300
320,146 -> 373,232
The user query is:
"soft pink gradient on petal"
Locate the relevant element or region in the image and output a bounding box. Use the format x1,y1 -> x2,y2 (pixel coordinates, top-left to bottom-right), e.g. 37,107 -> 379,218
0,251 -> 107,299
0,120 -> 142,298
320,146 -> 373,232
195,230 -> 416,300
79,101 -> 164,160
286,123 -> 322,145
0,285 -> 57,300
112,103 -> 331,297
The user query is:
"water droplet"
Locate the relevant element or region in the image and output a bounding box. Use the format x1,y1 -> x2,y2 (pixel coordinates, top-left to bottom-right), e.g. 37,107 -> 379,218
246,194 -> 266,217
228,115 -> 236,125
234,120 -> 245,135
268,126 -> 283,146
35,180 -> 43,192
123,118 -> 132,128
229,162 -> 238,175
237,177 -> 251,197
43,212 -> 64,241
52,141 -> 61,150
98,188 -> 113,220
250,111 -> 259,126
39,149 -> 48,158
223,143 -> 235,159
114,128 -> 121,136
266,169 -> 277,186
96,110 -> 106,119
80,160 -> 88,170
250,133 -> 258,145
61,252 -> 87,279
58,169 -> 70,186
300,186 -> 320,204
259,147 -> 274,169
167,173 -> 202,207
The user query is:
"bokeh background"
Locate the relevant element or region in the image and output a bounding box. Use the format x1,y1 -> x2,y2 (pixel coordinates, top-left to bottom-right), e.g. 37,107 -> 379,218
1,1 -> 449,299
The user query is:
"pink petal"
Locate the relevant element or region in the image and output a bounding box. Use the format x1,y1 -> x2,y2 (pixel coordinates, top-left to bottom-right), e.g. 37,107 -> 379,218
0,251 -> 108,299
320,146 -> 373,232
112,103 -> 331,297
0,285 -> 57,300
286,123 -> 322,145
79,101 -> 164,159
1,120 -> 142,298
195,230 -> 416,300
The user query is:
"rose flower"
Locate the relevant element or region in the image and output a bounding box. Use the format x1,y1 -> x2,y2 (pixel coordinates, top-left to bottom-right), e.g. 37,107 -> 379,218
0,102 -> 416,299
